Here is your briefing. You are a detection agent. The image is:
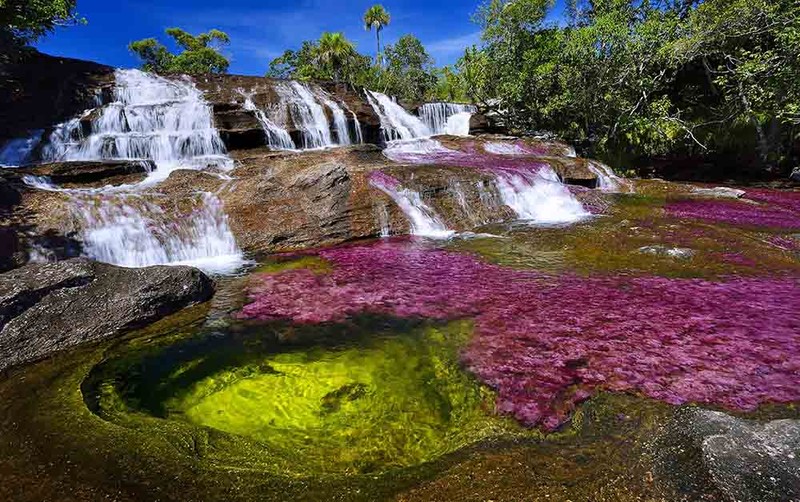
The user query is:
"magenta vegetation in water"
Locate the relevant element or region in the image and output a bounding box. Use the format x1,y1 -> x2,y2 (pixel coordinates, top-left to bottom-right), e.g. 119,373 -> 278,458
240,240 -> 800,430
666,191 -> 800,230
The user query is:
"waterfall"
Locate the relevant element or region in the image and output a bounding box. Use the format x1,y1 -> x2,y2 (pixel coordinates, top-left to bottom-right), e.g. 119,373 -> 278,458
418,103 -> 477,136
365,91 -> 431,141
351,111 -> 364,144
588,161 -> 628,192
73,192 -> 244,274
383,138 -> 589,226
19,69 -> 246,274
495,167 -> 589,224
240,91 -> 295,150
0,131 -> 43,167
369,171 -> 454,239
316,90 -> 354,146
273,81 -> 334,149
41,69 -> 232,183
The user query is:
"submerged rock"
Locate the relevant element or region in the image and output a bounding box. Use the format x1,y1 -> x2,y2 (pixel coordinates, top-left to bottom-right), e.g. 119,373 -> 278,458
692,186 -> 747,199
653,408 -> 800,501
638,245 -> 695,259
0,258 -> 214,371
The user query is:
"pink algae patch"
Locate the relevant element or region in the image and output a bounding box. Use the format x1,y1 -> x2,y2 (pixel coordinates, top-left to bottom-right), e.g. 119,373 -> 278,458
666,189 -> 800,230
239,240 -> 800,430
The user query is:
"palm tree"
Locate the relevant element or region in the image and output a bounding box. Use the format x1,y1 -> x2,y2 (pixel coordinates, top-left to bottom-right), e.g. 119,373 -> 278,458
363,4 -> 390,67
315,32 -> 356,82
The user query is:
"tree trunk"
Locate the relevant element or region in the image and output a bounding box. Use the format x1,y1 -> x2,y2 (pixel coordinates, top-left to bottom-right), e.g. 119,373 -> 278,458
377,28 -> 382,68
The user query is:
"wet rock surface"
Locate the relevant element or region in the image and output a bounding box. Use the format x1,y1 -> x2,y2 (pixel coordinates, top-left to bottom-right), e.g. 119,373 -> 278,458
21,160 -> 153,186
0,258 -> 214,372
653,408 -> 800,502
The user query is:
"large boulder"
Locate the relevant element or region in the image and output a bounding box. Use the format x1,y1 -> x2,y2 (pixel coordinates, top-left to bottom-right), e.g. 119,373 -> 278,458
21,159 -> 154,186
652,407 -> 800,501
0,259 -> 214,372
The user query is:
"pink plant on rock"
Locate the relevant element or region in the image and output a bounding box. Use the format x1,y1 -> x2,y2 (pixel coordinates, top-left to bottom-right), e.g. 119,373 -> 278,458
239,240 -> 800,430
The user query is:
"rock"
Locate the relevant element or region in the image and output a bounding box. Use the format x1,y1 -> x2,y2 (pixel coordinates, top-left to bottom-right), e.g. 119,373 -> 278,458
469,113 -> 507,135
0,258 -> 214,371
638,245 -> 695,259
693,186 -> 747,199
653,408 -> 800,501
0,50 -> 114,143
790,167 -> 800,183
21,160 -> 153,186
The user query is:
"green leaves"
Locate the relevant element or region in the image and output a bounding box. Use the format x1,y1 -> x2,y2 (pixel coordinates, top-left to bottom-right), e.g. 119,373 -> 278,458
460,0 -> 800,175
129,28 -> 231,75
0,0 -> 83,46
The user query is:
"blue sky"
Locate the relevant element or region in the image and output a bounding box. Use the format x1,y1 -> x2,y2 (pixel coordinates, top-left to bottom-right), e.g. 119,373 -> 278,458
35,0 -> 495,75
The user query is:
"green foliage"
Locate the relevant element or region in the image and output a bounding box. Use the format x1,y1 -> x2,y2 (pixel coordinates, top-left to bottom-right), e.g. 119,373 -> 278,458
0,0 -> 83,46
315,32 -> 358,82
379,34 -> 437,102
459,0 -> 800,174
129,28 -> 231,75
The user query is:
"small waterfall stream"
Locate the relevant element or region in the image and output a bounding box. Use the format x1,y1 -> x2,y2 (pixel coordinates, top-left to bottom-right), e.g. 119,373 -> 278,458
369,171 -> 454,239
418,103 -> 477,136
241,91 -> 295,150
365,91 -> 431,141
245,82 -> 361,150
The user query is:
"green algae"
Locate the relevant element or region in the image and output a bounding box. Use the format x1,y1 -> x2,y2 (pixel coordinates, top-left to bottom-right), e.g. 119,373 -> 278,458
88,317 -> 528,476
453,192 -> 800,279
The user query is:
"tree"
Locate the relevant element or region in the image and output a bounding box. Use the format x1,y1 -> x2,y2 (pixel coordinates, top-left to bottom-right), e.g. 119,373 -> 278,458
382,34 -> 438,102
129,28 -> 231,75
364,4 -> 391,67
0,0 -> 83,47
314,32 -> 357,82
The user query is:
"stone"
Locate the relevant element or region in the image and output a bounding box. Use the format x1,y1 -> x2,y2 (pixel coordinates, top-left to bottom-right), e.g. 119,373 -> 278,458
638,245 -> 695,259
653,408 -> 800,502
0,258 -> 214,371
693,186 -> 747,199
790,167 -> 800,183
21,160 -> 153,186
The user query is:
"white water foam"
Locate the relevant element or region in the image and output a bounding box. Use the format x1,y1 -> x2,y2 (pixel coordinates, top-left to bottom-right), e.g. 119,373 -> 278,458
496,167 -> 589,224
369,174 -> 454,239
365,91 -> 431,141
41,69 -> 233,184
418,103 -> 477,136
240,90 -> 295,150
75,192 -> 244,275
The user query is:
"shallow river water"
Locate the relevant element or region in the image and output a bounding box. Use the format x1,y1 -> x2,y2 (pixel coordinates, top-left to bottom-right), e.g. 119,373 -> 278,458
1,182 -> 799,501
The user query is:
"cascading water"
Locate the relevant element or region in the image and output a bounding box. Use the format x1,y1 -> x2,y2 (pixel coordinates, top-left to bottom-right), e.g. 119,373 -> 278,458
382,138 -> 589,225
74,192 -> 244,274
41,69 -> 232,183
316,90 -> 355,146
19,69 -> 246,274
588,161 -> 627,192
240,91 -> 295,150
495,167 -> 589,224
418,103 -> 477,136
273,81 -> 334,149
365,91 -> 431,141
369,171 -> 454,239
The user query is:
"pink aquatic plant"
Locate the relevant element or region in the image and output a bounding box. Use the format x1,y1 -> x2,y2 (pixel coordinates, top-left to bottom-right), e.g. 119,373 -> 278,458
666,197 -> 800,230
240,240 -> 800,430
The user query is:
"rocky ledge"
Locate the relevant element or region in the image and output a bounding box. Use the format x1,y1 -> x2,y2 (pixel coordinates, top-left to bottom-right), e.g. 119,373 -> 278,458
0,259 -> 214,372
20,160 -> 154,187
